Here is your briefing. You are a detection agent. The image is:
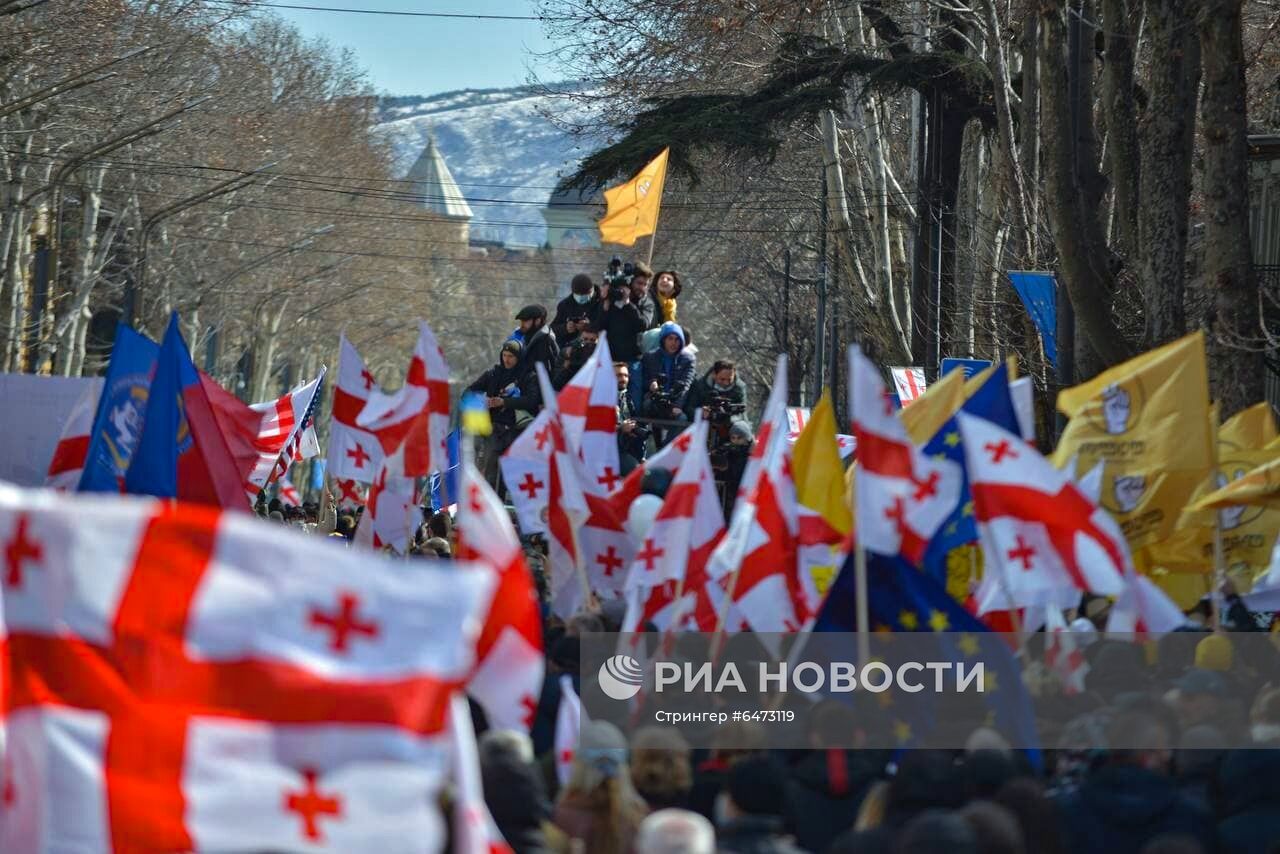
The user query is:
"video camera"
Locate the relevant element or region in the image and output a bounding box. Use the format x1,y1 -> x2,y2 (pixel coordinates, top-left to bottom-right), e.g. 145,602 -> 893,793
603,256 -> 635,297
705,393 -> 746,426
644,387 -> 677,418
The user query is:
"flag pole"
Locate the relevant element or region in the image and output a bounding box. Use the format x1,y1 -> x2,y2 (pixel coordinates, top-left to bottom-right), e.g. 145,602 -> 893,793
1210,415 -> 1225,632
854,543 -> 871,668
645,229 -> 657,269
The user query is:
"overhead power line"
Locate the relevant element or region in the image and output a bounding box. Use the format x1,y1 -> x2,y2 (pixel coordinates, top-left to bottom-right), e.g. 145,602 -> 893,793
208,0 -> 577,21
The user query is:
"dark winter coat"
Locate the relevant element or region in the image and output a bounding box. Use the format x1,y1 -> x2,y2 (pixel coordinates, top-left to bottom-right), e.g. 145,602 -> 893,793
1215,749 -> 1280,854
783,749 -> 879,853
683,369 -> 748,422
467,363 -> 524,427
1054,764 -> 1215,853
518,326 -> 559,382
639,322 -> 695,409
480,752 -> 553,854
631,289 -> 657,329
715,815 -> 806,854
549,292 -> 601,347
598,300 -> 645,363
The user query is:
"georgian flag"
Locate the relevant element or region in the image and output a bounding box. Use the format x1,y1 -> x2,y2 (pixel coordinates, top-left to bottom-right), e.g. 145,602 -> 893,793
622,420 -> 725,633
446,694 -> 513,854
499,409 -> 553,535
848,346 -> 961,564
604,420 -> 699,521
956,412 -> 1127,616
328,335 -> 386,483
1044,605 -> 1089,695
277,470 -> 301,507
553,676 -> 583,787
352,440 -> 418,554
557,332 -> 622,496
0,483 -> 495,853
456,458 -> 544,732
44,381 -> 102,491
357,320 -> 451,479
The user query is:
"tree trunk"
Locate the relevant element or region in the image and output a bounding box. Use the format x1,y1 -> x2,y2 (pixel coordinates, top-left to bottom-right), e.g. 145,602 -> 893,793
1101,0 -> 1140,258
1039,0 -> 1134,368
1015,2 -> 1041,265
1138,0 -> 1201,346
1198,0 -> 1262,413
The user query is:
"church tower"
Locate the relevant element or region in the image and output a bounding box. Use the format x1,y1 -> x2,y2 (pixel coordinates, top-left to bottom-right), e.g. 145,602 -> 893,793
406,131 -> 473,251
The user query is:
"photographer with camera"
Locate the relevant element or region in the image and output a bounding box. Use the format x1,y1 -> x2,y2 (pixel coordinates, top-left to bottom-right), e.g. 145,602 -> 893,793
683,359 -> 747,424
598,266 -> 645,364
639,321 -> 695,447
467,340 -> 539,490
550,273 -> 601,348
614,361 -> 647,472
552,322 -> 599,390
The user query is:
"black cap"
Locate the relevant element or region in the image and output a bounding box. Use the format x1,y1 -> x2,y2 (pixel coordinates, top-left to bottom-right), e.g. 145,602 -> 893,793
515,304 -> 547,321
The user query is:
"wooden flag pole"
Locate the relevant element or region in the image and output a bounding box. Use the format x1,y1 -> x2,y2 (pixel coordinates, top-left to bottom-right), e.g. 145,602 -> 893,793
854,543 -> 871,668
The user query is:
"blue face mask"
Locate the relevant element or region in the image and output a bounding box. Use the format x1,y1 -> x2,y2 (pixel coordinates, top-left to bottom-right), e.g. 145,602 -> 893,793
573,293 -> 592,305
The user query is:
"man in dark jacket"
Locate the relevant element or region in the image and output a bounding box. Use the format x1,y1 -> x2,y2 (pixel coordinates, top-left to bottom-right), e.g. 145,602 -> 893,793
549,273 -> 600,347
629,260 -> 657,328
684,359 -> 748,423
1054,708 -> 1214,852
639,322 -> 695,447
784,701 -> 881,853
515,304 -> 558,383
552,324 -> 598,390
467,340 -> 538,490
716,755 -> 806,854
614,361 -> 646,472
599,272 -> 646,363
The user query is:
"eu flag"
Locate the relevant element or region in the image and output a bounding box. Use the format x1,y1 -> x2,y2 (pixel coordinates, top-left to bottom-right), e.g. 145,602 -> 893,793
919,363 -> 1022,583
79,325 -> 160,492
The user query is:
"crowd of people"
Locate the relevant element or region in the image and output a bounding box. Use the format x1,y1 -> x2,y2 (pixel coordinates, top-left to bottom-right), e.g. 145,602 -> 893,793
465,258 -> 753,512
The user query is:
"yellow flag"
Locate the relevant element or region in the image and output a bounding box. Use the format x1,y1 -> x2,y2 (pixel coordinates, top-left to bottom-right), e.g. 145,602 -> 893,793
1053,331 -> 1212,551
1193,455 -> 1280,510
793,391 -> 852,536
1219,402 -> 1278,452
900,368 -> 966,446
598,148 -> 669,247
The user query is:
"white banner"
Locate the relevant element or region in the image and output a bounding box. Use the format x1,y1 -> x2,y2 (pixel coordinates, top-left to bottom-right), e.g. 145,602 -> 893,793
0,374 -> 102,486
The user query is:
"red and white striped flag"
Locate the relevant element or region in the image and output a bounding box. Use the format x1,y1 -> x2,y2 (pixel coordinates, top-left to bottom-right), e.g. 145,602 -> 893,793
328,335 -> 385,483
357,320 -> 451,478
44,381 -> 101,491
246,370 -> 326,500
456,457 -> 544,733
0,484 -> 495,853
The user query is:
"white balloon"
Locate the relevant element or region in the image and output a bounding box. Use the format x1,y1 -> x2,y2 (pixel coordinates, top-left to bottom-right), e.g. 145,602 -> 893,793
626,493 -> 664,545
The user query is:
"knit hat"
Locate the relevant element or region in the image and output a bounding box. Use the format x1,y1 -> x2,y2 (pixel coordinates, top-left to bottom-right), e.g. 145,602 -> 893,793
1194,633 -> 1234,672
501,339 -> 522,358
729,420 -> 754,443
577,720 -> 629,789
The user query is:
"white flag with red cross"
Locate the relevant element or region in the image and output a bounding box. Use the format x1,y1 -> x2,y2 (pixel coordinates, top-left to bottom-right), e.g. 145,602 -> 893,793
0,484 -> 495,853
784,407 -> 855,459
499,409 -> 553,535
622,421 -> 725,633
708,356 -> 808,633
1044,605 -> 1089,695
890,366 -> 927,405
44,381 -> 101,491
957,412 -> 1127,616
277,470 -> 301,507
353,442 -> 418,554
455,457 -> 544,733
849,346 -> 961,564
557,332 -> 622,497
553,676 -> 583,787
328,335 -> 386,484
1105,572 -> 1186,637
333,477 -> 367,508
356,320 -> 451,479
603,420 -> 699,522
445,693 -> 513,854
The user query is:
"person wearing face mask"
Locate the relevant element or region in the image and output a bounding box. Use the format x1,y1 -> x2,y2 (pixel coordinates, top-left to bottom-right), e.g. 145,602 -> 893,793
598,272 -> 645,364
550,273 -> 601,347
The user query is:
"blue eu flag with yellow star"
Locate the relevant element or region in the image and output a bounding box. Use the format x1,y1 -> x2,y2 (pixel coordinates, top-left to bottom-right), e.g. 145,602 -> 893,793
919,363 -> 1023,584
813,549 -> 1042,764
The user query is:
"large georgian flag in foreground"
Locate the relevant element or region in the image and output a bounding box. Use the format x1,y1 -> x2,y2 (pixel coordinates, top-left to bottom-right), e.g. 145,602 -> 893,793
957,412 -> 1127,615
622,420 -> 725,633
456,458 -> 544,732
708,356 -> 807,633
848,345 -> 961,564
357,320 -> 451,478
328,335 -> 386,483
0,484 -> 495,853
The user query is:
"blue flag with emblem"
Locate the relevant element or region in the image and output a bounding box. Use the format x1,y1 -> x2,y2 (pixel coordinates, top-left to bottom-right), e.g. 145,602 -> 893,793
918,363 -> 1023,585
814,550 -> 1041,764
79,324 -> 160,492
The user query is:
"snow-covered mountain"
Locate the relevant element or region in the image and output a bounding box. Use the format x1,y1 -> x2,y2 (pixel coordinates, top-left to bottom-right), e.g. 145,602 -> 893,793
373,83 -> 605,247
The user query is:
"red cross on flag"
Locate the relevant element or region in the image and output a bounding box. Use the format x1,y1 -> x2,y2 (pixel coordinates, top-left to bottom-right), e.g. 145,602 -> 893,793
557,332 -> 621,497
603,421 -> 699,522
622,421 -> 726,633
0,484 -> 496,853
848,346 -> 961,564
277,470 -> 301,507
456,459 -> 544,733
44,381 -> 101,491
356,320 -> 451,479
446,693 -> 514,854
328,335 -> 385,484
353,442 -> 418,555
1044,605 -> 1089,695
553,675 -> 583,787
957,412 -> 1127,616
1104,571 -> 1186,637
890,366 -> 927,405
499,408 -> 552,535
246,370 -> 327,500
708,356 -> 807,634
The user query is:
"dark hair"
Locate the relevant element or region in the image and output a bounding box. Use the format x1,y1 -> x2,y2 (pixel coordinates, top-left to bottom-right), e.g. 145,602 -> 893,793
711,359 -> 735,374
428,510 -> 452,540
570,273 -> 594,294
613,361 -> 630,370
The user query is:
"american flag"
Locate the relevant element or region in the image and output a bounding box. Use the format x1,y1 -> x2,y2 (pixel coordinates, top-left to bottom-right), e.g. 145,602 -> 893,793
245,370 -> 326,502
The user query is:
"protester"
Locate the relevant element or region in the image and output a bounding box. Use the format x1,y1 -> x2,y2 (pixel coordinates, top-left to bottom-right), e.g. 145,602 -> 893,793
515,304 -> 559,381
629,726 -> 693,811
615,361 -> 646,472
629,260 -> 657,328
553,324 -> 599,390
469,340 -> 538,487
1214,748 -> 1280,851
714,755 -> 806,854
599,273 -> 646,364
639,321 -> 695,447
684,359 -> 747,423
784,701 -> 880,852
479,729 -> 555,854
550,273 -> 601,347
553,720 -> 648,854
637,808 -> 716,854
652,269 -> 682,326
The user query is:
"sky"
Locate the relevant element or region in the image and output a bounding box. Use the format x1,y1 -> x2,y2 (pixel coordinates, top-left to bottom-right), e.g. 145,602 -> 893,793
269,1 -> 561,96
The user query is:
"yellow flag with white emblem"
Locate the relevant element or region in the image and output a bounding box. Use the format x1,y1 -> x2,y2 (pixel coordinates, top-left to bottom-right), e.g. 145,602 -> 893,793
1053,331 -> 1212,554
598,148 -> 669,247
793,392 -> 851,602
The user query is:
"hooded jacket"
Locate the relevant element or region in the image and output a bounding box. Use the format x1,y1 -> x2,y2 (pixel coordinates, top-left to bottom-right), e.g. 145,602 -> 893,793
783,750 -> 879,853
1054,763 -> 1214,852
640,322 -> 695,407
518,324 -> 559,383
481,752 -> 554,854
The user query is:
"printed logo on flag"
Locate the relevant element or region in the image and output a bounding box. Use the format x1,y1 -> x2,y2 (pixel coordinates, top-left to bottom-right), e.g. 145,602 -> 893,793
637,178 -> 652,197
103,378 -> 149,475
1087,379 -> 1147,439
597,654 -> 643,700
